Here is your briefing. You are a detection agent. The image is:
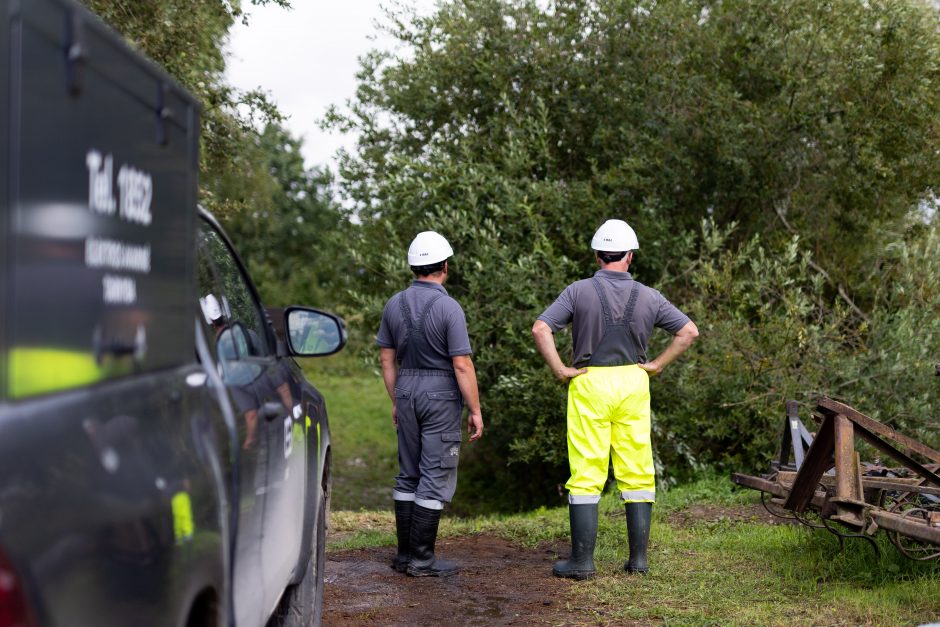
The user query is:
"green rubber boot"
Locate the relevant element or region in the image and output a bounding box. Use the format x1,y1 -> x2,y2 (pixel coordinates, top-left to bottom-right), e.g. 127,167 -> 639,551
624,502 -> 652,574
552,503 -> 598,580
391,500 -> 413,573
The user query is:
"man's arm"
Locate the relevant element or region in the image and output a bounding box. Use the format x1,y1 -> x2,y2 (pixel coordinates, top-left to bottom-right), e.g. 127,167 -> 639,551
452,355 -> 483,442
531,320 -> 587,382
638,320 -> 699,376
379,347 -> 399,427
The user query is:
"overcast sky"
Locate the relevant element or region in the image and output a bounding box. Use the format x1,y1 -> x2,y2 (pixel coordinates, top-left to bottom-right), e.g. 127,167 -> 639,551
226,1 -> 434,173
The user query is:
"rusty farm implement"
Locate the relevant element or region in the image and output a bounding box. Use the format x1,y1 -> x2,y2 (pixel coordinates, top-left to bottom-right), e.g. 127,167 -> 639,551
731,397 -> 940,561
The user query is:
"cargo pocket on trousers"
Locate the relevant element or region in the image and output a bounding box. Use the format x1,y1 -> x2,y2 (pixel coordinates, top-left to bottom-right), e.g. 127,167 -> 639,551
426,390 -> 459,401
440,431 -> 462,468
394,387 -> 411,400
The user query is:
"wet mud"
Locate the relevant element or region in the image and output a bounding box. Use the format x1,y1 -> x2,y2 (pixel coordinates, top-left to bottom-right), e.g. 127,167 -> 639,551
323,535 -> 592,626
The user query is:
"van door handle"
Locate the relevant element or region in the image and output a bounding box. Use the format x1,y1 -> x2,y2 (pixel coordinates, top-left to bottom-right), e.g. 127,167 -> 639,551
260,401 -> 287,422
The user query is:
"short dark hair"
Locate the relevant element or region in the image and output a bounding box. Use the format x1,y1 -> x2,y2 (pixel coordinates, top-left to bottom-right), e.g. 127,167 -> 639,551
411,260 -> 446,277
596,250 -> 628,263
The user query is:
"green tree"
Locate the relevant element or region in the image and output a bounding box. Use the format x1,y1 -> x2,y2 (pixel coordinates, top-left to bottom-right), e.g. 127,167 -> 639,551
657,219 -> 940,476
82,0 -> 287,218
223,123 -> 348,307
331,0 -> 940,510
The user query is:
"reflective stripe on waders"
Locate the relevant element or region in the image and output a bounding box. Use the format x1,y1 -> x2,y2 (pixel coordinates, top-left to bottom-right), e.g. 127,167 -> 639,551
587,278 -> 640,367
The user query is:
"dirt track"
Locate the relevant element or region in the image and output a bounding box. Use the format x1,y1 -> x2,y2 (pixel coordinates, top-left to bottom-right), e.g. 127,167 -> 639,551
323,535 -> 594,626
322,503 -> 783,626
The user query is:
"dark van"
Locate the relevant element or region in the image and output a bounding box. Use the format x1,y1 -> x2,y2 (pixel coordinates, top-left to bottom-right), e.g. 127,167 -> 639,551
0,1 -> 341,625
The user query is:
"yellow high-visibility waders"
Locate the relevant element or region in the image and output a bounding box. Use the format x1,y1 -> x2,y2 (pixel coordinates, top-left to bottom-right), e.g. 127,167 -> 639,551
565,365 -> 655,502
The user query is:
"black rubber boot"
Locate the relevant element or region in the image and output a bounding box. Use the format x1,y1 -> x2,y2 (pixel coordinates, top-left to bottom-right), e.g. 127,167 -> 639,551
391,500 -> 413,573
552,503 -> 598,580
624,502 -> 653,574
406,504 -> 457,577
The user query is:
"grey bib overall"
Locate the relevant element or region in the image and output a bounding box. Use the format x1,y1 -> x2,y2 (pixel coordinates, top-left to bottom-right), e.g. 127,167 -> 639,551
587,278 -> 641,367
393,291 -> 463,506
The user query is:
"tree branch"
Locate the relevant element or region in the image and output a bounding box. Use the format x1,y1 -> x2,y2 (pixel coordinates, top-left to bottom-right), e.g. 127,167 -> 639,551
773,202 -> 871,324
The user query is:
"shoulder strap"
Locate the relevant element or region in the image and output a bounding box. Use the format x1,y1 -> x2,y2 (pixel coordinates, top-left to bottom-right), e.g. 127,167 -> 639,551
414,292 -> 444,333
590,278 -> 613,325
398,293 -> 414,330
399,290 -> 444,332
619,282 -> 640,326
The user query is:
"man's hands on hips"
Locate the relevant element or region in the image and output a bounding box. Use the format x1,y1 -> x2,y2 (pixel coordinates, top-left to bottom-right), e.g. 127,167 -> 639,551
467,411 -> 483,442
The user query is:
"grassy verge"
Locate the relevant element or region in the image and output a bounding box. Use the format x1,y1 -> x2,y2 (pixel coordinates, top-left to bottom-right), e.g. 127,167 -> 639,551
302,354 -> 398,511
307,360 -> 940,625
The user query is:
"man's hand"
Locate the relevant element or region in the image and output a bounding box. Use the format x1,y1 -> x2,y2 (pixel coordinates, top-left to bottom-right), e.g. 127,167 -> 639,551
453,355 -> 483,442
467,411 -> 483,442
391,403 -> 398,428
554,365 -> 588,383
638,321 -> 699,378
533,320 -> 587,383
637,362 -> 662,376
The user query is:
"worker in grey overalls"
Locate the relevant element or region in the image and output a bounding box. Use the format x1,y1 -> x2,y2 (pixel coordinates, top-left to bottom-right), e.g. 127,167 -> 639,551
533,219 -> 698,579
377,231 -> 484,577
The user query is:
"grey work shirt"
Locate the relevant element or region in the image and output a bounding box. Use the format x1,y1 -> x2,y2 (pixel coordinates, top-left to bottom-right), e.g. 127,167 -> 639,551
538,270 -> 691,367
376,280 -> 472,370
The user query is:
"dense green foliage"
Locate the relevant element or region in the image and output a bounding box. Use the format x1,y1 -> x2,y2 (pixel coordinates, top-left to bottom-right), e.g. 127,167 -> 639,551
661,221 -> 940,474
221,124 -> 348,307
331,0 -> 940,510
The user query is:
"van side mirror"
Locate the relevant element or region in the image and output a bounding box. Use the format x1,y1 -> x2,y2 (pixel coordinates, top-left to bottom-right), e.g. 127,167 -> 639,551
284,307 -> 346,357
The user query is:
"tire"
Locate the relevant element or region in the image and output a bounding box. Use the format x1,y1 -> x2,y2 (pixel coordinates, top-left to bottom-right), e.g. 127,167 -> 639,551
267,497 -> 326,627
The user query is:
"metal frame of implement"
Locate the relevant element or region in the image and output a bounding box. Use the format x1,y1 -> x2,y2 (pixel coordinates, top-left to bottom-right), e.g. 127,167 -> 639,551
732,397 -> 940,560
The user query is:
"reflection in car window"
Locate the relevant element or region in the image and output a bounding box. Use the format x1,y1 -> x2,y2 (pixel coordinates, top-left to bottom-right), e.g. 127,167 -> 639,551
196,226 -> 271,386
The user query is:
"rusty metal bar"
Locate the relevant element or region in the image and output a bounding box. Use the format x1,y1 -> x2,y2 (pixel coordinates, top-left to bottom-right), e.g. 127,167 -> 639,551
730,473 -> 829,509
852,423 -> 940,488
783,473 -> 940,498
817,397 -> 940,464
869,509 -> 940,547
829,415 -> 866,528
731,473 -> 787,497
858,479 -> 940,497
833,415 -> 856,499
785,414 -> 835,512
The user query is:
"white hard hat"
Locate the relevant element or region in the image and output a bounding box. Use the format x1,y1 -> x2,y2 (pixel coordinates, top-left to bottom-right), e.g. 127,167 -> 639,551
200,294 -> 223,324
591,219 -> 639,252
407,231 -> 454,265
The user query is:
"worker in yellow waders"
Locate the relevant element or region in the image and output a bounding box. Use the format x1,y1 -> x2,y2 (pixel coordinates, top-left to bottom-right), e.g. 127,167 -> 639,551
532,219 -> 698,579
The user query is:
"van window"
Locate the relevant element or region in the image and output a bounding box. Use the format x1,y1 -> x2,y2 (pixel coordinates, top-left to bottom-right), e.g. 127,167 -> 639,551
196,225 -> 271,386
